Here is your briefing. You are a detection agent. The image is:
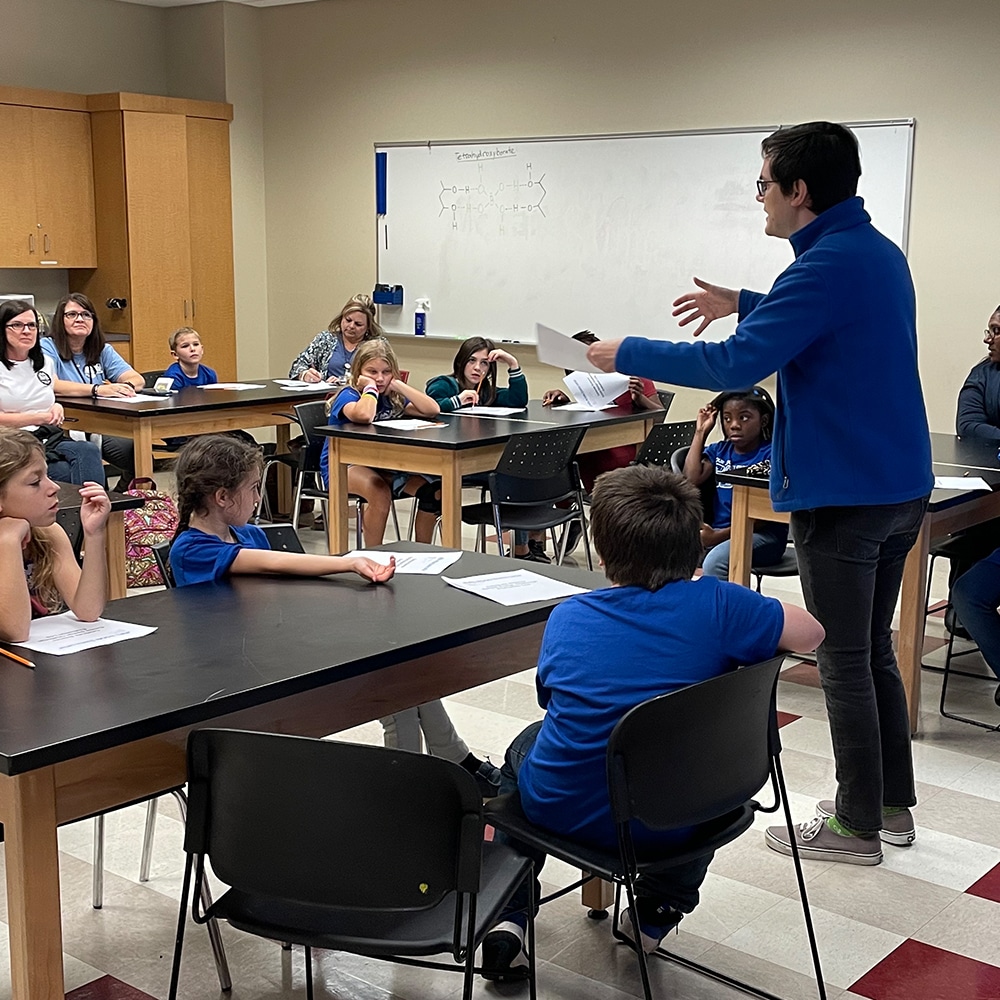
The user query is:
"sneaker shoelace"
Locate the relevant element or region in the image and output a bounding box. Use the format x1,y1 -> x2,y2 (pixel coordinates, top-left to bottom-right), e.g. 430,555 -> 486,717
797,816 -> 826,841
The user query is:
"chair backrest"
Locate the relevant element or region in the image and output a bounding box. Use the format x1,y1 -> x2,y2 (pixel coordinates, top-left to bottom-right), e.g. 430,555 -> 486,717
142,369 -> 167,387
490,426 -> 587,505
292,399 -> 333,473
151,540 -> 175,588
56,508 -> 84,564
633,420 -> 697,467
259,522 -> 305,553
656,389 -> 675,413
184,729 -> 485,910
606,656 -> 784,831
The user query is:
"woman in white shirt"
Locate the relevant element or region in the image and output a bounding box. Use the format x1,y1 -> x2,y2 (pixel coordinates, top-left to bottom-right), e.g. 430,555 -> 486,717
0,300 -> 105,486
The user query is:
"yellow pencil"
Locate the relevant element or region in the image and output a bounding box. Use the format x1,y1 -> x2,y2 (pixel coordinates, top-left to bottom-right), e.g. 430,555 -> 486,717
0,647 -> 35,669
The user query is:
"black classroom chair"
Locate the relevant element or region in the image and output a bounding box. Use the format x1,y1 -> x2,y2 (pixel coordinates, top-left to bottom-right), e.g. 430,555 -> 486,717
168,730 -> 538,1000
485,656 -> 826,1000
461,426 -> 592,569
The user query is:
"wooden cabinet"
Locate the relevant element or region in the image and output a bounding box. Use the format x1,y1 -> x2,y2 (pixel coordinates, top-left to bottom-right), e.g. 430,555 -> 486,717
70,94 -> 236,378
0,103 -> 97,268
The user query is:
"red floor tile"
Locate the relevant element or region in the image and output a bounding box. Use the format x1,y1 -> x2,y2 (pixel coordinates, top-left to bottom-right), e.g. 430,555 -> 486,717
850,939 -> 1000,1000
966,861 -> 1000,904
67,976 -> 156,1000
776,710 -> 800,728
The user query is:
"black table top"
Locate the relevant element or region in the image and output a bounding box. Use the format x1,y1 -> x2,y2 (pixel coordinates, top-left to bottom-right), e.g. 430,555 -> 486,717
317,399 -> 652,450
715,431 -> 1000,511
56,482 -> 146,513
0,543 -> 601,775
59,378 -> 330,417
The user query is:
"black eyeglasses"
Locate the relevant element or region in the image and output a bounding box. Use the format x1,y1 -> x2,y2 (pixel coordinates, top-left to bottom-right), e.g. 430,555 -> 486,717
756,179 -> 779,197
64,310 -> 94,322
5,321 -> 38,333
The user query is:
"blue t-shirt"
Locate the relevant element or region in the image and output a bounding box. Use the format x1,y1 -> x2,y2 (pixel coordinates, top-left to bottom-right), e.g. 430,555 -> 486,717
164,362 -> 218,389
518,577 -> 784,849
703,439 -> 772,530
320,386 -> 403,485
170,523 -> 269,586
40,338 -> 132,385
325,340 -> 358,380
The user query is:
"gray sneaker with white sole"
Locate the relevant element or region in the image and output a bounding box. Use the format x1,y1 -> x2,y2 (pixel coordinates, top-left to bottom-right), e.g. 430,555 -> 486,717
815,799 -> 915,846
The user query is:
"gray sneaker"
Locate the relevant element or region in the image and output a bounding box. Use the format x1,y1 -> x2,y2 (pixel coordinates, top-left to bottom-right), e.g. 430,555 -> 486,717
765,816 -> 882,865
815,799 -> 915,846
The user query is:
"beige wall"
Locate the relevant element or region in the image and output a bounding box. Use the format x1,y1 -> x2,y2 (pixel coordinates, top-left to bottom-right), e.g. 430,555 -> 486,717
258,0 -> 1000,429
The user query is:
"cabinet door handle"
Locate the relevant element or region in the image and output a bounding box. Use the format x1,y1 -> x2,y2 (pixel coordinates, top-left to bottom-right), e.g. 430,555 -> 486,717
28,234 -> 35,253
43,234 -> 51,254
183,299 -> 189,320
191,299 -> 196,319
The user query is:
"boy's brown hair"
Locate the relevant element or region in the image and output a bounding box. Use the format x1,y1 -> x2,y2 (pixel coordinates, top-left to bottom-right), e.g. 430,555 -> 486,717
169,327 -> 200,352
590,465 -> 703,590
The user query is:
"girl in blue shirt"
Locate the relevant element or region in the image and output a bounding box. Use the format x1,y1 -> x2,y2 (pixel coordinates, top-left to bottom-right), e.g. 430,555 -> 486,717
323,339 -> 442,545
683,387 -> 788,579
169,434 -> 395,587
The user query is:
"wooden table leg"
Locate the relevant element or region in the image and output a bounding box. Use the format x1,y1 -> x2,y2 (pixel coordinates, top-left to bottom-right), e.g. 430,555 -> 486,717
105,510 -> 127,600
328,439 -> 350,554
0,768 -> 65,1000
439,458 -> 463,549
898,514 -> 931,734
581,873 -> 615,913
133,423 -> 155,481
729,486 -> 754,587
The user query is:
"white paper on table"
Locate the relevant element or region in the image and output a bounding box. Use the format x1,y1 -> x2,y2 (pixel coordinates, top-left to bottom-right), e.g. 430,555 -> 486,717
343,549 -> 463,574
375,418 -> 446,430
449,406 -> 526,417
535,323 -> 602,374
557,402 -> 614,412
273,379 -> 315,387
277,383 -> 323,391
201,382 -> 267,390
16,612 -> 156,655
102,394 -> 164,403
935,475 -> 991,491
442,570 -> 590,606
563,370 -> 630,409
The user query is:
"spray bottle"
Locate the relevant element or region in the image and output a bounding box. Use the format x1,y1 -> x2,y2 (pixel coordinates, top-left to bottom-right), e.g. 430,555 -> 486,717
415,298 -> 430,336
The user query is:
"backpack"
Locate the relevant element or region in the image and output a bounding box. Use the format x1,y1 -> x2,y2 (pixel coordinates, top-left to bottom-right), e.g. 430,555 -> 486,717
123,478 -> 179,587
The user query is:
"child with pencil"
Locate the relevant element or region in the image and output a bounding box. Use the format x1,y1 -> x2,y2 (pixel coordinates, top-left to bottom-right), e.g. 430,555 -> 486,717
0,427 -> 111,644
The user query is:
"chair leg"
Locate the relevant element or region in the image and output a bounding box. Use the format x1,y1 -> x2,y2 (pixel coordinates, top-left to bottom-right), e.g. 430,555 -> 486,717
355,497 -> 364,549
92,814 -> 105,909
139,797 -> 158,882
171,789 -> 233,992
304,946 -> 314,1000
167,854 -> 195,1000
938,618 -> 1000,731
526,865 -> 538,1000
290,472 -> 307,532
390,497 -> 402,541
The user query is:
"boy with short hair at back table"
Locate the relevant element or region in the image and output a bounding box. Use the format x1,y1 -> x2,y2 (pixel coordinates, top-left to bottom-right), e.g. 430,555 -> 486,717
164,327 -> 217,389
480,464 -> 824,981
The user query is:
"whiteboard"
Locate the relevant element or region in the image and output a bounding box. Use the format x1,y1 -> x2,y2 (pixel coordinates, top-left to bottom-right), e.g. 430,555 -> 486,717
375,121 -> 914,344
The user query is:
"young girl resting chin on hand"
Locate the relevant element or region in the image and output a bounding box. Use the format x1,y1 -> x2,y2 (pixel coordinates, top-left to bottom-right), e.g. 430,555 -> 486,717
169,434 -> 395,587
0,427 -> 111,643
322,339 -> 443,545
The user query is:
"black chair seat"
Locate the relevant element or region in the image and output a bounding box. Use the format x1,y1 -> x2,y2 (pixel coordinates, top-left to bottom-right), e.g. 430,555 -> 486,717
461,500 -> 579,533
214,842 -> 530,958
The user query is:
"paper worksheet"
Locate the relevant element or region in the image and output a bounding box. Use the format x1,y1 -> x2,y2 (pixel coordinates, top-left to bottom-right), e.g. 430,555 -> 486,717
201,382 -> 267,391
449,406 -> 527,417
442,570 -> 590,606
934,476 -> 991,491
343,550 -> 464,574
273,379 -> 316,388
535,323 -> 602,374
16,612 -> 156,655
563,370 -> 630,409
375,418 -> 445,430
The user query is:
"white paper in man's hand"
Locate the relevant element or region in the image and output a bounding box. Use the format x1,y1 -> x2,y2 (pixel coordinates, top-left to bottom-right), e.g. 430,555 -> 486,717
563,371 -> 630,409
535,324 -> 602,374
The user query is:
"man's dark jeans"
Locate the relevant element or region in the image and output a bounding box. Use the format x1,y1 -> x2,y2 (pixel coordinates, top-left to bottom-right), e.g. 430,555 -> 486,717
791,496 -> 929,835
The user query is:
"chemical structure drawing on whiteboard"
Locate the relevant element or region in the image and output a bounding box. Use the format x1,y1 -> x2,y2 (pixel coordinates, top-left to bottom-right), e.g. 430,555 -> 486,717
438,162 -> 547,234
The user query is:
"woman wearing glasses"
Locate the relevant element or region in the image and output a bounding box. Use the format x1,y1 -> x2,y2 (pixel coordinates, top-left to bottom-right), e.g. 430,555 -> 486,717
41,293 -> 145,491
956,305 -> 1000,441
0,299 -> 105,485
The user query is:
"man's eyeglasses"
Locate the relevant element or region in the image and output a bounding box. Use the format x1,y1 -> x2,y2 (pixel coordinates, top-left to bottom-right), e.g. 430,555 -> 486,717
756,179 -> 779,197
984,328 -> 1000,342
64,310 -> 94,322
5,322 -> 38,333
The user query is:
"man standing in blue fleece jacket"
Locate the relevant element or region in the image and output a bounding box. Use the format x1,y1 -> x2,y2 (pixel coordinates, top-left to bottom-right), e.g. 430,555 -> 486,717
588,122 -> 933,867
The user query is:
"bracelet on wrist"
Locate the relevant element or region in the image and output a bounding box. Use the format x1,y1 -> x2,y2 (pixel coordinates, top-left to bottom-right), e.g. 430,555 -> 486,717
362,386 -> 379,397
91,384 -> 100,399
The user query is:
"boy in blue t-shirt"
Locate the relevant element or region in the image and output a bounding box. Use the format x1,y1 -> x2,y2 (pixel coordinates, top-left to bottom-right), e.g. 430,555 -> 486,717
164,327 -> 218,389
481,465 -> 824,981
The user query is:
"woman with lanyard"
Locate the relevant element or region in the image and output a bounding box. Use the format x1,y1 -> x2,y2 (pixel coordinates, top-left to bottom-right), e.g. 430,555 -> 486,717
42,293 -> 145,492
288,294 -> 382,384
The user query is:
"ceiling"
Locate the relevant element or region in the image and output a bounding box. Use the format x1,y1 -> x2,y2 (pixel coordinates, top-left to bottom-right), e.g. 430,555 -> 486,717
111,0 -> 321,7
